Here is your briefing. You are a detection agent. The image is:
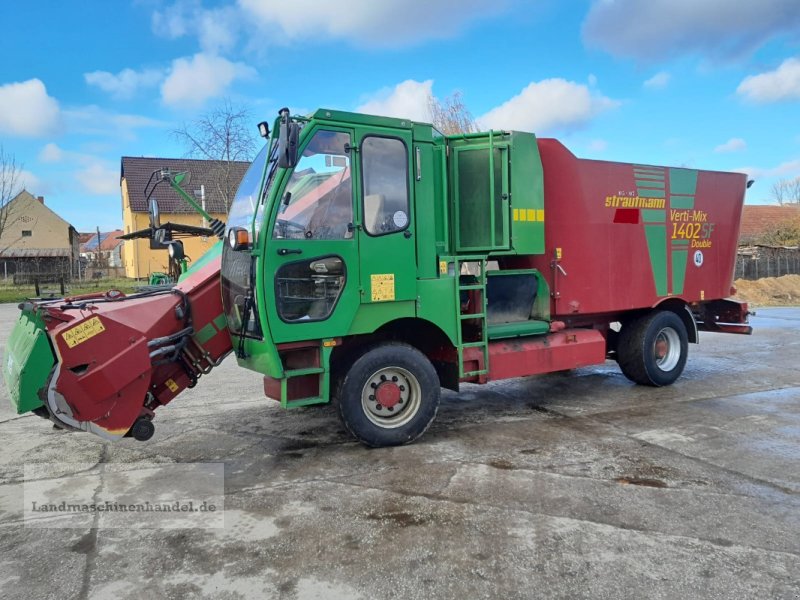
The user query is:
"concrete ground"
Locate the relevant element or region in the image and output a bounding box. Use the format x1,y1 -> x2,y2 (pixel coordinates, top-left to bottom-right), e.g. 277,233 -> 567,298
0,303 -> 798,599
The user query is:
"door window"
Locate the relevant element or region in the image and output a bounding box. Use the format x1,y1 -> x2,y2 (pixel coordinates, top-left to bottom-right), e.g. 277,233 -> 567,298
361,137 -> 409,236
272,130 -> 353,241
276,256 -> 345,322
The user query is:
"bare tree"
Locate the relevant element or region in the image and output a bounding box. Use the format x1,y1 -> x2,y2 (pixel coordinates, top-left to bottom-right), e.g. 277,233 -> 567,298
758,218 -> 800,247
0,145 -> 21,240
172,99 -> 259,212
771,177 -> 800,205
428,91 -> 478,135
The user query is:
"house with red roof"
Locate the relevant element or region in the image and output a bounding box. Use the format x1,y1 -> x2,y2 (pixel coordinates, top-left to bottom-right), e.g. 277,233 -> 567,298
79,229 -> 125,268
738,205 -> 800,245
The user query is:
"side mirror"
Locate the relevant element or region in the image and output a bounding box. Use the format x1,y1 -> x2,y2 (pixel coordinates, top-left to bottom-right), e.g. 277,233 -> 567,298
149,198 -> 161,229
154,228 -> 166,245
277,109 -> 299,169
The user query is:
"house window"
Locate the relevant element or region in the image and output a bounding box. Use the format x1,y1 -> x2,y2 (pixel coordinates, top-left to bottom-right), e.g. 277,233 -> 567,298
21,230 -> 32,237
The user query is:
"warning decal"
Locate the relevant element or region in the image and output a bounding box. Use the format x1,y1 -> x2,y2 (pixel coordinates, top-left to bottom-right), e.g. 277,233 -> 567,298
371,274 -> 395,302
62,316 -> 106,348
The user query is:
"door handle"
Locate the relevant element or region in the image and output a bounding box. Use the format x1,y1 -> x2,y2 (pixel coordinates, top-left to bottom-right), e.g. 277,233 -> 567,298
277,248 -> 302,256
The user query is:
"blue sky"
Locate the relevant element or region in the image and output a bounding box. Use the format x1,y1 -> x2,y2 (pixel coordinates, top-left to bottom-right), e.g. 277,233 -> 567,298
1,0 -> 799,231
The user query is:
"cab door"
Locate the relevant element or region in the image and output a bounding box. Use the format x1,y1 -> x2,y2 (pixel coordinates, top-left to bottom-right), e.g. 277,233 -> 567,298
354,130 -> 417,304
265,127 -> 361,343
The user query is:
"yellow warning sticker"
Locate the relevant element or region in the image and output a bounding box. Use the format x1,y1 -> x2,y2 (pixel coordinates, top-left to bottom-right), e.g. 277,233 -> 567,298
439,260 -> 447,275
165,379 -> 179,393
371,273 -> 395,302
512,208 -> 545,222
62,316 -> 105,348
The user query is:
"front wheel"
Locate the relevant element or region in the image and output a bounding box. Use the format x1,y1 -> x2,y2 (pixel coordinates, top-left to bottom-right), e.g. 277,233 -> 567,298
617,311 -> 689,387
335,343 -> 440,447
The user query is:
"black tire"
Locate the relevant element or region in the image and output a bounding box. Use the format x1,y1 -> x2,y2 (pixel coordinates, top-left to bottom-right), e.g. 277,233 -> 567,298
335,343 -> 440,447
617,311 -> 688,387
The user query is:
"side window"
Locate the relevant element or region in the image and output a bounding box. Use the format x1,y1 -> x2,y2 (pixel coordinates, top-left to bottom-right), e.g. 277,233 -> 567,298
272,130 -> 352,241
276,256 -> 345,322
361,137 -> 409,236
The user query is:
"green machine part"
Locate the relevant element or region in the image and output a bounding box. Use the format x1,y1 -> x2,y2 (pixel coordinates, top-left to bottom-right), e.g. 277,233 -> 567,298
2,307 -> 54,414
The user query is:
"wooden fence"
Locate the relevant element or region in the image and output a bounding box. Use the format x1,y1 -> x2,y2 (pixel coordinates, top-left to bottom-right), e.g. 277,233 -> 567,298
735,246 -> 800,280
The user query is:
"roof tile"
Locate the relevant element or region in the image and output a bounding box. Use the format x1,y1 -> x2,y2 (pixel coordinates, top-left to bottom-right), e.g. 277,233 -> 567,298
740,205 -> 800,242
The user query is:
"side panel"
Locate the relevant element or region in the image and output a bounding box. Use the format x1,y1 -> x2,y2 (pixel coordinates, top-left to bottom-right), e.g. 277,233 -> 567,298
508,132 -> 545,255
2,309 -> 52,414
509,139 -> 746,318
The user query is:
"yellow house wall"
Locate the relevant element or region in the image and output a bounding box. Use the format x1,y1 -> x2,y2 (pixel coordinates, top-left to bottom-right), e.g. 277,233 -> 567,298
121,179 -> 225,279
1,193 -> 72,251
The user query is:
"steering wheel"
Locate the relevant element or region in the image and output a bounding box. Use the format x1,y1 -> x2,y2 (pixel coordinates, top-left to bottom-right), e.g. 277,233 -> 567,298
276,218 -> 306,237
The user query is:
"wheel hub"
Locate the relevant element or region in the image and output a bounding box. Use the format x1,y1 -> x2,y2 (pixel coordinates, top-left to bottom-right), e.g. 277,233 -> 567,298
653,327 -> 681,371
375,381 -> 402,409
361,366 -> 420,427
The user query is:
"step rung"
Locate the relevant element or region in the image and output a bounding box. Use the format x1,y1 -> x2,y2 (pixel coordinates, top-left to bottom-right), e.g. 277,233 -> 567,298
285,367 -> 324,377
460,313 -> 485,320
461,342 -> 487,348
462,369 -> 488,377
459,284 -> 485,290
285,396 -> 327,408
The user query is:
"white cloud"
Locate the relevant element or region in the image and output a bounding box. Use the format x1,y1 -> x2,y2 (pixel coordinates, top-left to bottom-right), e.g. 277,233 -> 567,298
737,57 -> 800,103
478,79 -> 619,133
151,0 -> 192,39
39,143 -> 64,163
714,138 -> 747,153
153,1 -> 239,53
644,72 -> 671,89
0,79 -> 61,137
736,158 -> 800,180
64,106 -> 165,140
75,161 -> 119,196
17,169 -> 42,193
161,53 -> 255,107
196,8 -> 239,52
36,142 -> 119,196
84,67 -> 164,100
356,80 -> 433,122
238,0 -> 510,47
582,0 -> 800,61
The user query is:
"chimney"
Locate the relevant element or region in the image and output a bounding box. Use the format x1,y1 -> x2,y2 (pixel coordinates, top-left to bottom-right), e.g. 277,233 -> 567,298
37,196 -> 44,204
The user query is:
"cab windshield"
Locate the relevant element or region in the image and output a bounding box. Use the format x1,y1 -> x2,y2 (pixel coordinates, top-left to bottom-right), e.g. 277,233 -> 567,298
221,142 -> 274,340
227,143 -> 270,233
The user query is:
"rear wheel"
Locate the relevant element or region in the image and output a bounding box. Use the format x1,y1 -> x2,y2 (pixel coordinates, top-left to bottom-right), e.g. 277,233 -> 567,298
336,343 -> 440,447
617,311 -> 688,386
